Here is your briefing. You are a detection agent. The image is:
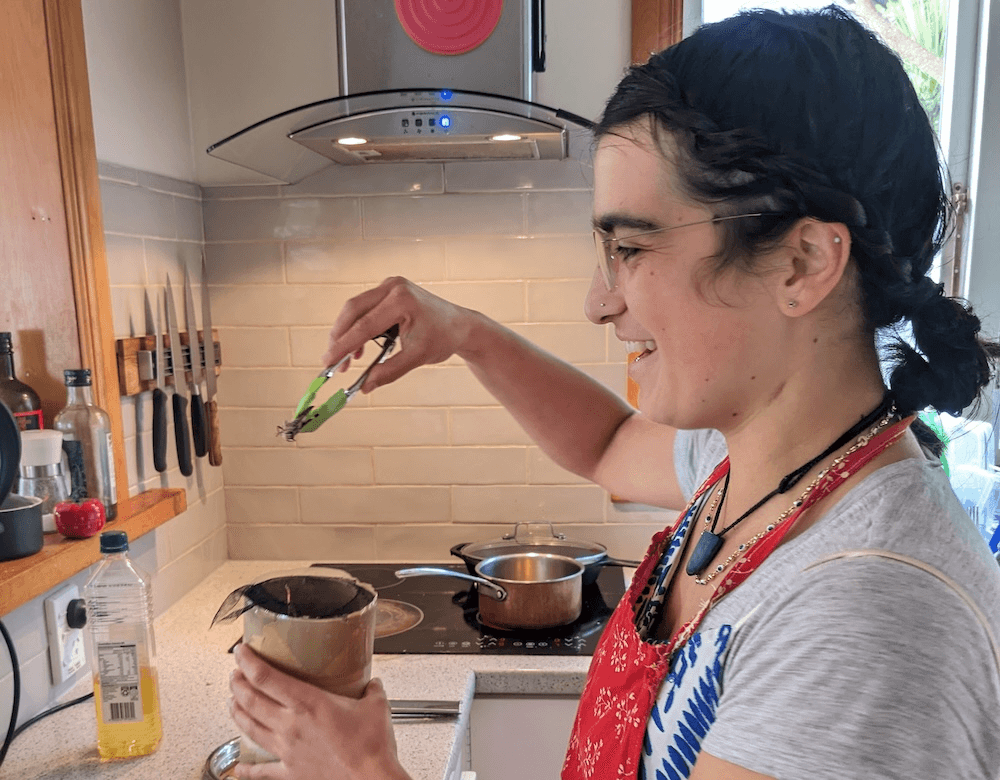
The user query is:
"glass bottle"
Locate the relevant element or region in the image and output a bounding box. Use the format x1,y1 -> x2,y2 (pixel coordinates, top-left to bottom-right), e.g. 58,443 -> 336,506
52,369 -> 118,521
0,331 -> 43,431
84,531 -> 163,759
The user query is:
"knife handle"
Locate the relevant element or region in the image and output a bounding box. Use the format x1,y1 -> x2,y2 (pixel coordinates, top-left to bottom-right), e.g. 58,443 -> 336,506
172,392 -> 193,477
152,388 -> 168,473
206,399 -> 223,467
191,393 -> 208,458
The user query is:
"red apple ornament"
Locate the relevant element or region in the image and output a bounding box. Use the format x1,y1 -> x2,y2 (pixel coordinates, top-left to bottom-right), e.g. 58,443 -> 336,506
54,499 -> 107,538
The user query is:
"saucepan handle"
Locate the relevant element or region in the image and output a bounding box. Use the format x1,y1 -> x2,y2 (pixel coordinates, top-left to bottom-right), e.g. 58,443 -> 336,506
395,567 -> 507,601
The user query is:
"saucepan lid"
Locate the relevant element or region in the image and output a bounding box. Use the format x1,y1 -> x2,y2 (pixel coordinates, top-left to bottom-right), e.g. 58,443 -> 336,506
455,522 -> 609,566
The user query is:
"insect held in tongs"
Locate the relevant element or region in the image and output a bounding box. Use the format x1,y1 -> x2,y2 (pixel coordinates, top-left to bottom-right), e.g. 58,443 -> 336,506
278,325 -> 399,442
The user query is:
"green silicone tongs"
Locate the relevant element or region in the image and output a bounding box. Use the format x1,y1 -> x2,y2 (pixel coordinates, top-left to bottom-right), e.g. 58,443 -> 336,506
279,324 -> 399,442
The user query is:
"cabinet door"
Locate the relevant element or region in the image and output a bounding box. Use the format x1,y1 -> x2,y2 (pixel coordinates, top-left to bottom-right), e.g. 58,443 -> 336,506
0,0 -> 82,424
0,0 -> 125,502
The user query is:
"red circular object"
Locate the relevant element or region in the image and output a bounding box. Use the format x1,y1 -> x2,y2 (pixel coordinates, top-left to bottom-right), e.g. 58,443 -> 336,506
395,0 -> 504,56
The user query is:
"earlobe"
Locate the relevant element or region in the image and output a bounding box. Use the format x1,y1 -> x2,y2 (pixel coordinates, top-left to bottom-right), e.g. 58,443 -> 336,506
778,219 -> 850,315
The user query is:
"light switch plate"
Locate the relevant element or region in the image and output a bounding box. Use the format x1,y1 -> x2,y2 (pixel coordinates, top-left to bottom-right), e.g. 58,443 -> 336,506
44,585 -> 87,685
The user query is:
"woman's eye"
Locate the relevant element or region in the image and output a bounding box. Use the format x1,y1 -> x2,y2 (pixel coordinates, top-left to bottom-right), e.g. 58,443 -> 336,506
615,245 -> 642,262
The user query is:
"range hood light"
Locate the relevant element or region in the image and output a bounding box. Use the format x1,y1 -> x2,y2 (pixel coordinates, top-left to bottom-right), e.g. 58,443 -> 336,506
337,136 -> 368,146
490,134 -> 523,142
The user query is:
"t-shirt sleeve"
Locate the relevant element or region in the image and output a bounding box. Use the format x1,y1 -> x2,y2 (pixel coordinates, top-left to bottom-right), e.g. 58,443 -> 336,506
701,557 -> 1000,780
674,428 -> 727,502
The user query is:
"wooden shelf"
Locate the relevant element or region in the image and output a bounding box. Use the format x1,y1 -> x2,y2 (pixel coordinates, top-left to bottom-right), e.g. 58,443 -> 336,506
0,487 -> 187,616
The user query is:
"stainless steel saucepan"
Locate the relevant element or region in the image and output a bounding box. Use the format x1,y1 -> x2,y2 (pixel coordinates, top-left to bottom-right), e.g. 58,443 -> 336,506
396,552 -> 584,631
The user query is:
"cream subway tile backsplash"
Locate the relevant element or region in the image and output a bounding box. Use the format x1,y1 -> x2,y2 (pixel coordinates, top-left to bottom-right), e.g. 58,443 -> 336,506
444,159 -> 593,193
374,446 -> 527,485
194,154 -> 660,563
452,485 -> 606,524
203,197 -> 362,242
526,191 -> 597,234
300,486 -> 451,525
527,279 -> 594,321
99,179 -> 179,238
222,447 -> 374,487
226,487 -> 301,525
204,242 -> 284,284
285,239 -> 447,284
286,162 -> 445,197
374,523 -> 515,561
209,284 -> 369,326
217,368 -> 327,408
144,238 -> 203,287
104,234 -> 146,285
227,525 -> 378,561
218,327 -> 291,367
445,235 -> 592,280
362,193 -> 525,238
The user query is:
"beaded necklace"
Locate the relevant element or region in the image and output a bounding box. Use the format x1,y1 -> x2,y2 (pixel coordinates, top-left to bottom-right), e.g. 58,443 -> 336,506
685,392 -> 896,577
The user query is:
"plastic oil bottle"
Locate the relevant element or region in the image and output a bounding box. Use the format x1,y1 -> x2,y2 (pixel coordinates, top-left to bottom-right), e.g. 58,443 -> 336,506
83,530 -> 163,758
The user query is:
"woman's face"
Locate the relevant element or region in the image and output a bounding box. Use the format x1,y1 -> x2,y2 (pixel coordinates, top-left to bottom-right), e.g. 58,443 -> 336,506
585,124 -> 787,432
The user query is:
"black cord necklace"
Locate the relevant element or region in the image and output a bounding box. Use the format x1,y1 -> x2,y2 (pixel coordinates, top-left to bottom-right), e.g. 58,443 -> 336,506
685,391 -> 896,577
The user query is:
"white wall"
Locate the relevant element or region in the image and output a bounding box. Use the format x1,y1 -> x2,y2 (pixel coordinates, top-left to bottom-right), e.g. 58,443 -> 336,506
81,0 -> 195,181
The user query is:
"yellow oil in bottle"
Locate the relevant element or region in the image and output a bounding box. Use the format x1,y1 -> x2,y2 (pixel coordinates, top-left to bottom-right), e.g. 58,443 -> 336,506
93,666 -> 163,759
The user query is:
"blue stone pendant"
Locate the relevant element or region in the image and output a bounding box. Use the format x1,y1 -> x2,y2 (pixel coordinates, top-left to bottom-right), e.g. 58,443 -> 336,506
686,531 -> 724,576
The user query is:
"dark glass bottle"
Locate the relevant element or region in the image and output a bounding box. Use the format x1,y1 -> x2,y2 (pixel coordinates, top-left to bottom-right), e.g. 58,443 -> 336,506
0,332 -> 43,431
53,369 -> 118,521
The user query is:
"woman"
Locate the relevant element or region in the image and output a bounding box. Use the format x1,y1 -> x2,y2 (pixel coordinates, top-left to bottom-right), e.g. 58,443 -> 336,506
229,7 -> 1000,779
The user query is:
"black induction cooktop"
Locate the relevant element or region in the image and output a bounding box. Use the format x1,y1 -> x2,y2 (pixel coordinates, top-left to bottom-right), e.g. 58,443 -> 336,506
310,563 -> 627,656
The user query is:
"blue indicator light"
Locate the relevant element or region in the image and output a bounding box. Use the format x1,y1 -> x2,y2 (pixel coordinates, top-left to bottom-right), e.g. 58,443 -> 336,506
440,115 -> 452,129
440,90 -> 453,100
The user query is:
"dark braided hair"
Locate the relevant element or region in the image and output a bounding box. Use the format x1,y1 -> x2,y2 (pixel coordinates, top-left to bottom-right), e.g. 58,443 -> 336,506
595,5 -> 999,419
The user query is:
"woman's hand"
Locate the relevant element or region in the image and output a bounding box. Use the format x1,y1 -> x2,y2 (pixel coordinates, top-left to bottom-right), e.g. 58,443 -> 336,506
321,276 -> 477,393
228,643 -> 412,780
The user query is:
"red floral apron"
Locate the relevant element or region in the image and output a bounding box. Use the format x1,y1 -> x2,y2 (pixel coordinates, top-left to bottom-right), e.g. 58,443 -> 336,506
561,417 -> 913,780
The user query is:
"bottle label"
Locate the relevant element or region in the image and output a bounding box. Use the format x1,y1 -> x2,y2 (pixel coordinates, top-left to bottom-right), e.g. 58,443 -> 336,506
62,440 -> 87,501
96,642 -> 143,723
13,409 -> 42,431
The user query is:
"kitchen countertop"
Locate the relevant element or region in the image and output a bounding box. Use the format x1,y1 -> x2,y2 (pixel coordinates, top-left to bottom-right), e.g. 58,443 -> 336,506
3,560 -> 606,780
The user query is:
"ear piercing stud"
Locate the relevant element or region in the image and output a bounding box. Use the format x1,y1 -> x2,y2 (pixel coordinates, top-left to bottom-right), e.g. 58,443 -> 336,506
833,236 -> 842,244
787,300 -> 798,308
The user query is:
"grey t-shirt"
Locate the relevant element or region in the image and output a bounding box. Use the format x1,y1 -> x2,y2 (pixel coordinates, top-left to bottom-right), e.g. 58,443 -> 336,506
671,428 -> 1000,780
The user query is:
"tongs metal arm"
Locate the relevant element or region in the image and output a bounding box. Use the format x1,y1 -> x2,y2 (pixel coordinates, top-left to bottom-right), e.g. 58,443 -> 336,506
279,325 -> 399,441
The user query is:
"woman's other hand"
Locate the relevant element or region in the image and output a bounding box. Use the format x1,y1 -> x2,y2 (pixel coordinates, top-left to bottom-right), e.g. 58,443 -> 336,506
322,276 -> 476,393
229,643 -> 412,780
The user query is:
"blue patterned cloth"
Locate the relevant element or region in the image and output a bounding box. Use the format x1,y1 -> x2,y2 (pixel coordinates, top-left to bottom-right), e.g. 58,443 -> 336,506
639,625 -> 732,780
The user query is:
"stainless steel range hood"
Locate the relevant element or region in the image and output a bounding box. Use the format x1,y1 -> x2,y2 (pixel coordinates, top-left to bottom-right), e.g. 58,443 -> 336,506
206,0 -> 593,184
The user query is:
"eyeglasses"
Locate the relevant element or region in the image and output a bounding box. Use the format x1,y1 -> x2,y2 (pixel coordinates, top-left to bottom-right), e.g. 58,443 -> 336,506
592,212 -> 770,290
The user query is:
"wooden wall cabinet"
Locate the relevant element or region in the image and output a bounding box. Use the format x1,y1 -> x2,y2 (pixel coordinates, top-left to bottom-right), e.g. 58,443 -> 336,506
0,1 -> 183,616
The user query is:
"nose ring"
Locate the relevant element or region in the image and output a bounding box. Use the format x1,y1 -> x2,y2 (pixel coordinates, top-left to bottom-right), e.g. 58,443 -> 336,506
600,303 -> 606,308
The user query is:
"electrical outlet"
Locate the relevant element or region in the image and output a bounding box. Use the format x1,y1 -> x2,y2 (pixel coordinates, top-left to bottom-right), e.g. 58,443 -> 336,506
44,585 -> 87,685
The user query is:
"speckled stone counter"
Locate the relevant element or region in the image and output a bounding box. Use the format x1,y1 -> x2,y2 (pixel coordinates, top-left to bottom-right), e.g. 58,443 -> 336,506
3,561 -> 604,779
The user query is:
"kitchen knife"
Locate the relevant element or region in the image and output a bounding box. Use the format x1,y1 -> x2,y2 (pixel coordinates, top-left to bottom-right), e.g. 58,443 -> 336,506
201,254 -> 222,466
164,277 -> 193,477
152,290 -> 168,473
183,266 -> 208,458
